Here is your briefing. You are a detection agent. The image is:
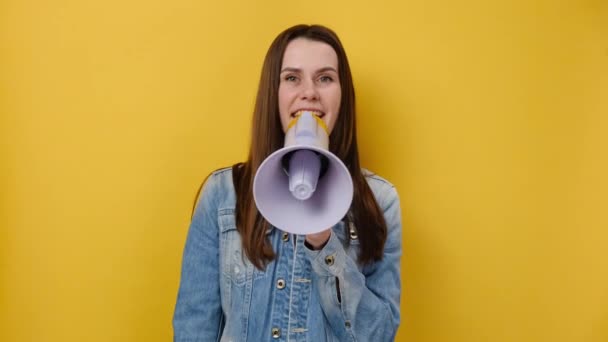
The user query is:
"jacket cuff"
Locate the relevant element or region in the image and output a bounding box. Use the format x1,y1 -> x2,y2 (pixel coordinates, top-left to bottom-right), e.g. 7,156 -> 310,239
303,231 -> 346,277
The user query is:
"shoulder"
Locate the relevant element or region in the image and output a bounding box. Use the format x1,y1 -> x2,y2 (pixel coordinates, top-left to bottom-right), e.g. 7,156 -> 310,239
194,166 -> 236,212
362,168 -> 395,188
208,166 -> 234,186
361,168 -> 398,207
361,168 -> 402,250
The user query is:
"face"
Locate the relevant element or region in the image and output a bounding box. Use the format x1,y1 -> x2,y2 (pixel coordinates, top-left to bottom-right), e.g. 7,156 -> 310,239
278,38 -> 341,134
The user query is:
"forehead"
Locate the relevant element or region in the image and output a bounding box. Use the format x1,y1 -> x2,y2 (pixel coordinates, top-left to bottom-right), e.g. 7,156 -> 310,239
281,38 -> 338,69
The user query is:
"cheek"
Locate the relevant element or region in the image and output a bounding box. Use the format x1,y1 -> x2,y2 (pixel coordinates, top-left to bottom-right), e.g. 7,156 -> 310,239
278,86 -> 286,109
332,88 -> 342,111
278,87 -> 293,111
323,85 -> 341,111
278,87 -> 292,131
326,87 -> 342,133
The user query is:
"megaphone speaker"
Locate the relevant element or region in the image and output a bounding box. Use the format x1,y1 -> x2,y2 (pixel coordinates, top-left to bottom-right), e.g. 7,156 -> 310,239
253,111 -> 353,235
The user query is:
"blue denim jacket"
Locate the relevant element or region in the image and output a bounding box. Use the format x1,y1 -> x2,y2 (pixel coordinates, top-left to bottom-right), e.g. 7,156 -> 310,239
173,167 -> 402,341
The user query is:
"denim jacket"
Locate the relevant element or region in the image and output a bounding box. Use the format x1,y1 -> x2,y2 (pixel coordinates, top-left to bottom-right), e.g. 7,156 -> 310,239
173,167 -> 402,341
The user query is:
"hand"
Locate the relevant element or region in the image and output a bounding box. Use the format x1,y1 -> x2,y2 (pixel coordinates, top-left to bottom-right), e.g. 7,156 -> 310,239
305,229 -> 331,250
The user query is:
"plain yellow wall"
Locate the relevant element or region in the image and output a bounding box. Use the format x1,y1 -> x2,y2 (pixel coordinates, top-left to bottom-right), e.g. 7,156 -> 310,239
1,0 -> 607,341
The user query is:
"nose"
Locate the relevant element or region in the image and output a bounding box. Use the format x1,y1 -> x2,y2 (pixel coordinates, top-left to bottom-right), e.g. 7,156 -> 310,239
300,80 -> 319,101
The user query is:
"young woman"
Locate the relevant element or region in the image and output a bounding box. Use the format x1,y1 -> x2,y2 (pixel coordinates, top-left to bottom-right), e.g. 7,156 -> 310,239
173,24 -> 402,341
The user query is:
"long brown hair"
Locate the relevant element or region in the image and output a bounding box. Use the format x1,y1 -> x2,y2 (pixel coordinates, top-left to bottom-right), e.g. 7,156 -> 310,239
232,24 -> 387,269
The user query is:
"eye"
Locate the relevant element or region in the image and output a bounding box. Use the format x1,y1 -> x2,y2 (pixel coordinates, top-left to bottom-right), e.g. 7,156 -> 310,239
319,75 -> 334,83
284,75 -> 298,82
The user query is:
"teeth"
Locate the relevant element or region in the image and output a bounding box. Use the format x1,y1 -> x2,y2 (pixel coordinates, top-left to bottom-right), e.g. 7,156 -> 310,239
294,110 -> 323,117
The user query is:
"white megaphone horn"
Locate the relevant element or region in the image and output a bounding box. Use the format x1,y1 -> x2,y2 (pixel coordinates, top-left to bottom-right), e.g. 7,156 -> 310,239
253,111 -> 354,235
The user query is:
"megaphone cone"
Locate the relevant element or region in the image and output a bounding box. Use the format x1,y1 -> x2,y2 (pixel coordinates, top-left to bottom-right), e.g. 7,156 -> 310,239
253,111 -> 353,235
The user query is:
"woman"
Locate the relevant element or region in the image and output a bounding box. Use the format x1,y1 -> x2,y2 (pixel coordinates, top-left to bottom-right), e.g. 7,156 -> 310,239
173,24 -> 402,341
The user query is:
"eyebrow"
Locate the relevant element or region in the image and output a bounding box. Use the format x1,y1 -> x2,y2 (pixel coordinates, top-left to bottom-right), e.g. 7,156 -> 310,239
280,66 -> 338,73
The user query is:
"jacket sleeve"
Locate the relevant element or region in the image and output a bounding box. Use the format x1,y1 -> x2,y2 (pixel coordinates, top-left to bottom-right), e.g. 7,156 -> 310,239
173,175 -> 224,342
304,183 -> 402,341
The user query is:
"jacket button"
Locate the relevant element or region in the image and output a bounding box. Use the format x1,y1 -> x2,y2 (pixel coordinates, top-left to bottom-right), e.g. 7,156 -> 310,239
282,232 -> 289,242
349,222 -> 358,240
271,327 -> 281,338
276,278 -> 286,289
324,255 -> 335,266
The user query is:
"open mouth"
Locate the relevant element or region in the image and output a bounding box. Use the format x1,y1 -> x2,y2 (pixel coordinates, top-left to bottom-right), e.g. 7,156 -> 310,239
291,110 -> 325,118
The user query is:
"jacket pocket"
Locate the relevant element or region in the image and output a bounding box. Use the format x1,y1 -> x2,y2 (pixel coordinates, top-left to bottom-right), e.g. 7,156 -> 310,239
218,208 -> 268,287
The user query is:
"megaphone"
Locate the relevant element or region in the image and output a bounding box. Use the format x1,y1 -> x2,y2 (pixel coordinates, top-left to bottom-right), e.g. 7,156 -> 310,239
253,111 -> 353,235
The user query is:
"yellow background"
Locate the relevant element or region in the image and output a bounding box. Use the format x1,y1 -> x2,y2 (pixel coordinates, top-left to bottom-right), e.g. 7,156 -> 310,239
1,0 -> 607,341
